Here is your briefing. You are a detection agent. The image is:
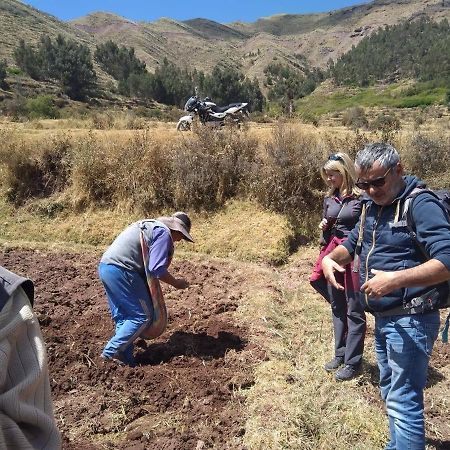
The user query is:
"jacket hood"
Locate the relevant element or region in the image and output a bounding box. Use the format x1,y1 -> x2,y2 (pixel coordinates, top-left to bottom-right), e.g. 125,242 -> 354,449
395,175 -> 425,201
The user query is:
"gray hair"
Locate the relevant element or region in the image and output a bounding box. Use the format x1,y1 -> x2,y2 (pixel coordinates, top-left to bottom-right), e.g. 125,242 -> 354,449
355,142 -> 400,171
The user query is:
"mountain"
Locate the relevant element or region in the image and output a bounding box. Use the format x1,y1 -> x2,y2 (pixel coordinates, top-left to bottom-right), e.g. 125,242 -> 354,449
1,0 -> 449,88
70,0 -> 450,84
0,0 -> 93,60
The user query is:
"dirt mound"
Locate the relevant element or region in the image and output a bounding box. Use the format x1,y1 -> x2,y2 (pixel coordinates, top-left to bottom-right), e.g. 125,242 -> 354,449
2,248 -> 265,449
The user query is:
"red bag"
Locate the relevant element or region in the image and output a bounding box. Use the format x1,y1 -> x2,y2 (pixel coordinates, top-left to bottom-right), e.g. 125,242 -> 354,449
309,236 -> 344,282
309,235 -> 360,302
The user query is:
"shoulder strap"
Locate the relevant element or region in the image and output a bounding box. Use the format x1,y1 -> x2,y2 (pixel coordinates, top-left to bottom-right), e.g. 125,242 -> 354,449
404,188 -> 440,261
352,202 -> 368,273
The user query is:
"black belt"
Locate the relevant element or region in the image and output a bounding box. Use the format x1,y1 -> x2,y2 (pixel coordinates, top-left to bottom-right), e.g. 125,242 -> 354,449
372,304 -> 429,317
371,290 -> 440,317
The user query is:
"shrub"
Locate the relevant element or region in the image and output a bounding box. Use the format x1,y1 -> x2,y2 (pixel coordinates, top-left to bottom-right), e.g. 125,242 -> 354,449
0,131 -> 72,205
27,95 -> 59,119
249,124 -> 323,217
91,112 -> 115,129
342,107 -> 368,129
299,111 -> 319,126
70,132 -> 115,207
170,127 -> 258,210
402,133 -> 450,188
370,113 -> 401,142
0,60 -> 7,88
109,131 -> 175,212
2,94 -> 27,120
6,66 -> 23,75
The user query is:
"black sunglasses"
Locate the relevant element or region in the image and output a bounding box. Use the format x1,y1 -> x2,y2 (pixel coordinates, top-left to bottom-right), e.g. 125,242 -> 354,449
355,166 -> 392,190
328,154 -> 343,162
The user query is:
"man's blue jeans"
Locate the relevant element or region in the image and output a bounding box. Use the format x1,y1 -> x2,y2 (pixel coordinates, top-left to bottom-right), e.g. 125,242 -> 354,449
99,263 -> 154,365
375,311 -> 440,450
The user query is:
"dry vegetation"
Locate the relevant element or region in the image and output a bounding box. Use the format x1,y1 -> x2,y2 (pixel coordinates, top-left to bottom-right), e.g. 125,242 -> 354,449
0,117 -> 449,449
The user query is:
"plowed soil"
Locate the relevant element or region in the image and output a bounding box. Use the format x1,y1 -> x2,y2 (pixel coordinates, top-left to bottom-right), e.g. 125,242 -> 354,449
2,248 -> 266,450
2,247 -> 450,449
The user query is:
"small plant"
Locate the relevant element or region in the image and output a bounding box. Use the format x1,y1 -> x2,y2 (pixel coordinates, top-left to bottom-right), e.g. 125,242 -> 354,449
91,112 -> 114,129
6,66 -> 22,76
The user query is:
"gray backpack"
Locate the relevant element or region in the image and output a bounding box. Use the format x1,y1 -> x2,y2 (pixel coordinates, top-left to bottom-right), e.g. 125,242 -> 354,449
403,188 -> 450,341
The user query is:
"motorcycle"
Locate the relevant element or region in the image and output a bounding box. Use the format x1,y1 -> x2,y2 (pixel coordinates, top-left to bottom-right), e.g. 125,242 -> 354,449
176,96 -> 249,131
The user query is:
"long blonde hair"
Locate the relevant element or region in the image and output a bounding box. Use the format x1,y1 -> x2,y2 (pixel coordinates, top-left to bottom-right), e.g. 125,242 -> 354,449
320,152 -> 360,197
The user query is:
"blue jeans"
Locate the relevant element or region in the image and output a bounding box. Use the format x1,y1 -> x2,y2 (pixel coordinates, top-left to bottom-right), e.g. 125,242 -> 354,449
98,263 -> 154,365
375,311 -> 440,450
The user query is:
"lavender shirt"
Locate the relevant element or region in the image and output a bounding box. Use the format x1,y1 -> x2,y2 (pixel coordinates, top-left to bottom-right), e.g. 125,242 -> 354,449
148,227 -> 173,278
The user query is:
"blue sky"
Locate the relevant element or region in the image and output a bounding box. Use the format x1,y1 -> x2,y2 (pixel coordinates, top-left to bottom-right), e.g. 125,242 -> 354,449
22,0 -> 369,23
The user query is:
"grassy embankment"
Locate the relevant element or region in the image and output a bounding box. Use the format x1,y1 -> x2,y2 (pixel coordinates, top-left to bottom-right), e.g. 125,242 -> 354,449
296,80 -> 449,118
1,119 -> 449,448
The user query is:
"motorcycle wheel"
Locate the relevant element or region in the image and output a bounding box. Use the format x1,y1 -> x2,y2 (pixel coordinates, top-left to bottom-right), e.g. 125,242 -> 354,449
176,120 -> 191,131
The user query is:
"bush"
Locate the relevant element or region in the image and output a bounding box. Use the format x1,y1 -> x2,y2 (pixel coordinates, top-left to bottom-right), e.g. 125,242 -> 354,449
6,66 -> 22,75
170,127 -> 258,210
27,95 -> 59,119
299,111 -> 319,126
370,113 -> 401,141
402,133 -> 450,188
249,124 -> 323,217
0,60 -> 7,88
342,107 -> 368,129
105,131 -> 175,212
91,112 -> 115,129
2,95 -> 28,120
70,132 -> 115,207
0,130 -> 71,205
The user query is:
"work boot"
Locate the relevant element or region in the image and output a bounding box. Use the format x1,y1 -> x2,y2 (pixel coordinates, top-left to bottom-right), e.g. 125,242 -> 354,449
101,351 -> 136,367
335,364 -> 361,381
324,356 -> 344,372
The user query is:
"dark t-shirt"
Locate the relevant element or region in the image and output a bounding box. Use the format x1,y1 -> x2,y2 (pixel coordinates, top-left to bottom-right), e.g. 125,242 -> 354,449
322,192 -> 362,243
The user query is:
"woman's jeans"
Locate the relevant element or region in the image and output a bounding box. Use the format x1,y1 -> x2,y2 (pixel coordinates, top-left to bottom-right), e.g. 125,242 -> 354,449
375,311 -> 440,450
98,263 -> 154,365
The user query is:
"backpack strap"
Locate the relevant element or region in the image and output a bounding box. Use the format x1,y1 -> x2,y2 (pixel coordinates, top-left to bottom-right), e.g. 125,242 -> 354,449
352,202 -> 367,273
442,313 -> 450,343
404,188 -> 450,342
404,188 -> 441,260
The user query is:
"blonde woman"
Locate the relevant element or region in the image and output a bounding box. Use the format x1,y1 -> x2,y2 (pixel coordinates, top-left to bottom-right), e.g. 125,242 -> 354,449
309,152 -> 366,381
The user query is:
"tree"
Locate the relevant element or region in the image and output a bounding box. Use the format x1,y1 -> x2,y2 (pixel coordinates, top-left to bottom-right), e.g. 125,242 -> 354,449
0,60 -> 7,89
264,62 -> 322,110
95,41 -> 146,82
13,35 -> 97,100
51,35 -> 97,100
330,18 -> 450,87
14,39 -> 42,80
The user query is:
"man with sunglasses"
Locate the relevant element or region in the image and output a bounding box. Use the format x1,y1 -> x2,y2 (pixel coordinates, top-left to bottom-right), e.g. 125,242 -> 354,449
321,142 -> 450,450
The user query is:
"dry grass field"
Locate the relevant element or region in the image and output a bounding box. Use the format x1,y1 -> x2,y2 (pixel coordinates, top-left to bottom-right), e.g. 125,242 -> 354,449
0,117 -> 449,449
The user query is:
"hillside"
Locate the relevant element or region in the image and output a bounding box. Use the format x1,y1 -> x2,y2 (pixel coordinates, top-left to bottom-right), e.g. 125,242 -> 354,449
70,0 -> 450,86
0,0 -> 449,93
0,0 -> 93,62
